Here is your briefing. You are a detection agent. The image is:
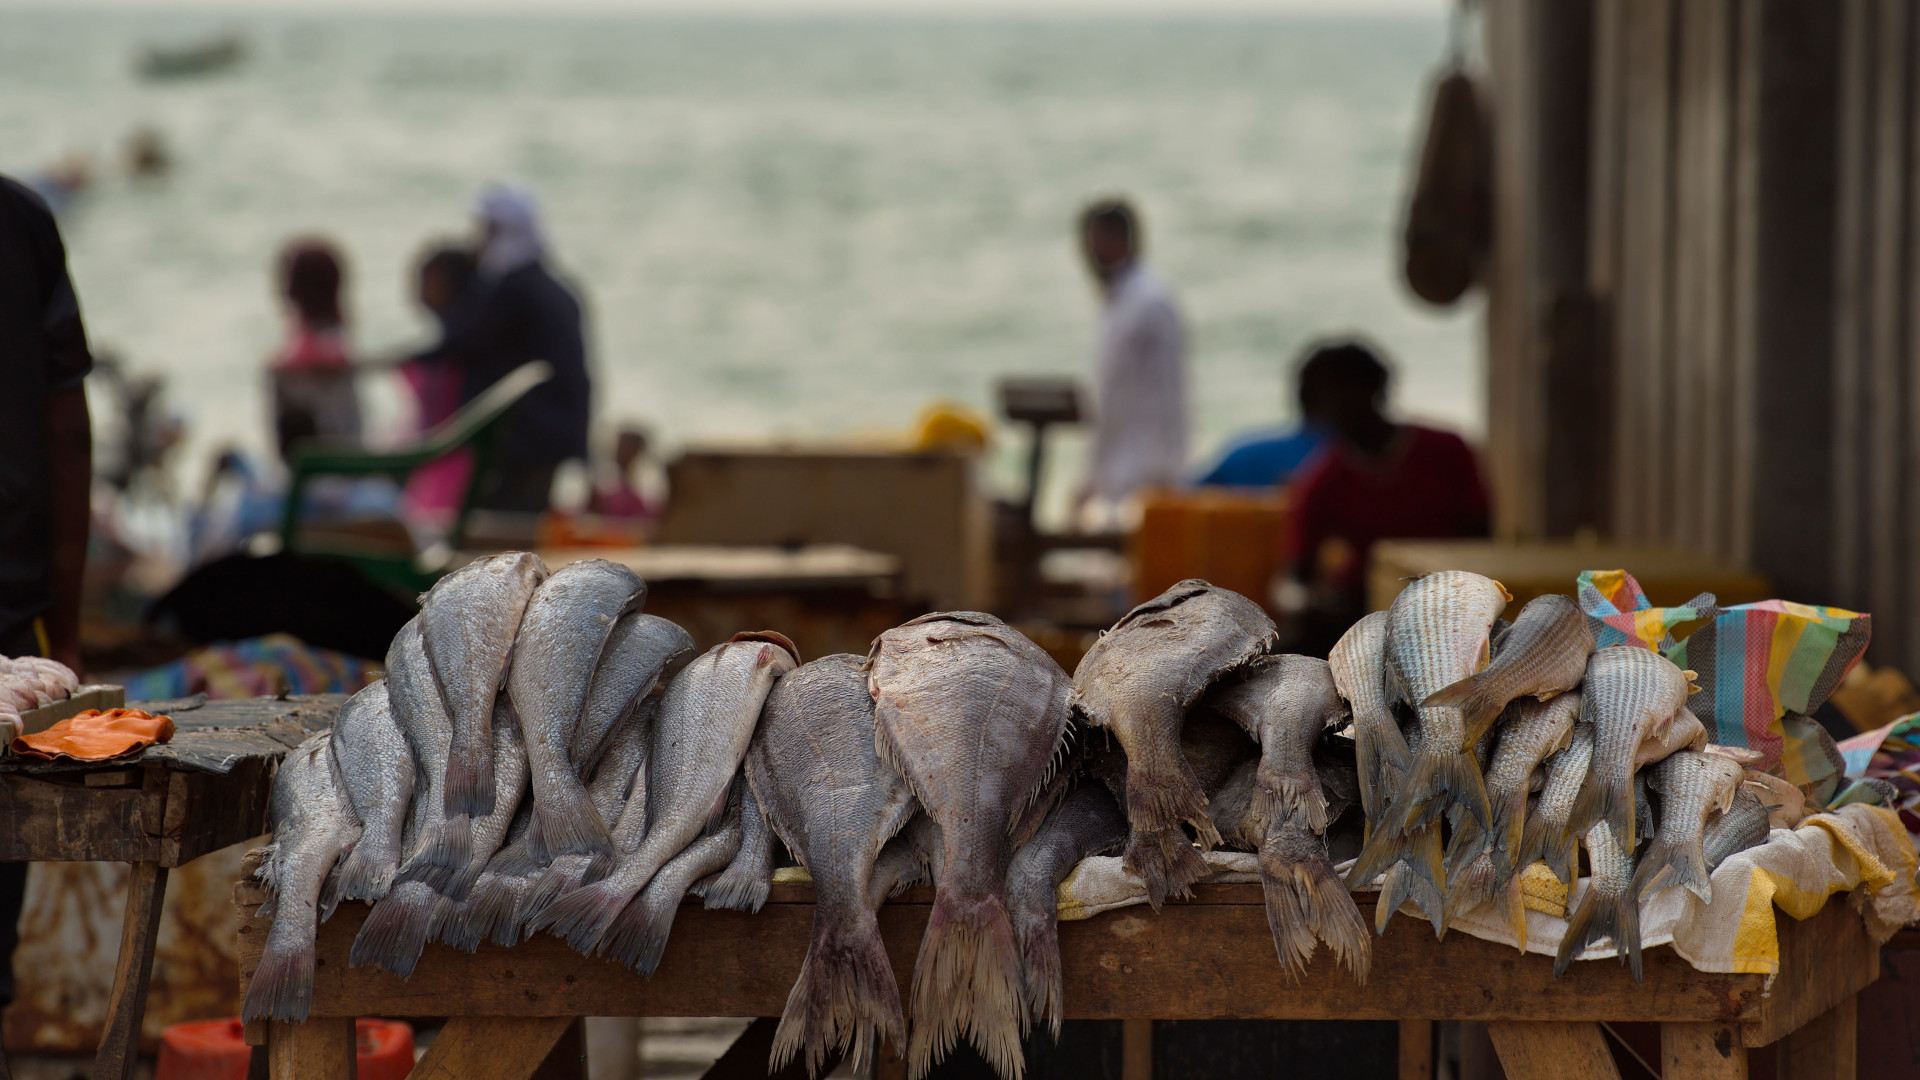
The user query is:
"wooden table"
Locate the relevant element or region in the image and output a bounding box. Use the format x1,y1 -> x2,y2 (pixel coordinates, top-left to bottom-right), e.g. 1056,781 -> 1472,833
235,877 -> 1875,1080
0,693 -> 341,1078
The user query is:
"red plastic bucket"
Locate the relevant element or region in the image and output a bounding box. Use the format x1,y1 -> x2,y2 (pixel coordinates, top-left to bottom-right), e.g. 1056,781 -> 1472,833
154,1017 -> 415,1080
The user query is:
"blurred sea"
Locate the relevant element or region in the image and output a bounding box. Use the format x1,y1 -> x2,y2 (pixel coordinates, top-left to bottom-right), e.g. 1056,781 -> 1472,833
0,11 -> 1479,522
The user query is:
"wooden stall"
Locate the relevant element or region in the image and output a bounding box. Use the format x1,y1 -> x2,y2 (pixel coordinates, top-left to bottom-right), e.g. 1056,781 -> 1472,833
238,877 -> 1875,1080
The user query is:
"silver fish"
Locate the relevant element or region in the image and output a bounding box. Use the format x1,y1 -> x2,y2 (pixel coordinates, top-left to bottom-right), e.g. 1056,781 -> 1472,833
1481,693 -> 1580,879
1327,611 -> 1413,828
507,558 -> 647,860
1369,716 -> 1446,937
697,780 -> 777,914
1422,593 -> 1592,747
748,653 -> 917,1076
868,812 -> 941,908
1515,724 -> 1595,884
382,618 -> 470,889
328,681 -> 414,906
1569,646 -> 1695,860
243,733 -> 362,1022
1634,705 -> 1707,768
1554,818 -> 1642,982
1070,580 -> 1276,908
1007,783 -> 1128,1037
420,551 -> 547,819
573,613 -> 694,777
443,698 -> 529,902
1206,654 -> 1346,836
1632,750 -> 1745,904
532,631 -> 797,953
1703,786 -> 1773,872
870,612 -> 1070,1080
600,784 -> 745,974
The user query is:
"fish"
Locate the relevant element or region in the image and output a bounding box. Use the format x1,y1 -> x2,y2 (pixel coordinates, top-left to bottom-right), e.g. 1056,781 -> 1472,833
242,733 -> 362,1022
1070,581 -> 1276,908
442,699 -> 529,900
1479,693 -> 1580,879
1327,611 -> 1413,828
507,558 -> 647,861
572,613 -> 695,777
1363,719 -> 1447,937
601,786 -> 745,974
1568,647 -> 1695,860
1634,705 -> 1707,768
869,812 -> 942,908
1006,783 -> 1129,1037
1205,758 -> 1262,850
1422,593 -> 1593,747
737,653 -> 918,1076
1258,793 -> 1369,982
1515,723 -> 1595,883
420,551 -> 548,819
1554,818 -> 1642,982
1632,750 -> 1745,904
696,781 -> 777,913
531,631 -> 798,953
1742,771 -> 1807,829
870,612 -> 1070,1080
327,680 -> 414,907
1205,654 -> 1347,836
382,618 -> 472,890
1703,786 -> 1773,872
438,805 -> 537,951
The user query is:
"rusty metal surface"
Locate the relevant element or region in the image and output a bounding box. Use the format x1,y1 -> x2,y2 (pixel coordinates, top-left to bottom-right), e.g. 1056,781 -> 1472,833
3,840 -> 255,1053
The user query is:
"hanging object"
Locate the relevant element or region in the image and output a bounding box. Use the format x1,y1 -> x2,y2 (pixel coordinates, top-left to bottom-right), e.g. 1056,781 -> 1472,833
1402,3 -> 1492,306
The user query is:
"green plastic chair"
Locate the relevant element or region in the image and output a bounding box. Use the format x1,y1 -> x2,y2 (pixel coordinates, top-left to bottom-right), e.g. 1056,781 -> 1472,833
278,360 -> 553,593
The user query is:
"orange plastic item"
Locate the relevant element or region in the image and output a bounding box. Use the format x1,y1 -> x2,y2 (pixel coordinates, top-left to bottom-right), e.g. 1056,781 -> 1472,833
1129,488 -> 1288,606
11,707 -> 174,761
153,1018 -> 414,1080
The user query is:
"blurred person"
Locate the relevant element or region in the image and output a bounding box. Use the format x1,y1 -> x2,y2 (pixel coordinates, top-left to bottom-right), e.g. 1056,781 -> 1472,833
590,426 -> 654,522
398,244 -> 479,531
269,238 -> 361,459
436,184 -> 591,513
1283,340 -> 1490,641
1074,198 -> 1187,523
0,171 -> 94,1034
1194,339 -> 1363,488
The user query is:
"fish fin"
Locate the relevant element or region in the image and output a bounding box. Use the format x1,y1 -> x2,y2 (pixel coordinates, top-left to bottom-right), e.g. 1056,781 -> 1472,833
348,880 -> 440,978
1487,789 -> 1530,881
1553,885 -> 1615,979
1121,829 -> 1209,910
317,861 -> 345,924
1442,855 -> 1496,927
600,892 -> 673,973
1495,873 -> 1529,952
1259,843 -> 1370,984
392,814 -> 474,893
1013,906 -> 1064,1040
1632,837 -> 1712,905
443,743 -> 496,821
241,926 -> 316,1023
1346,823 -> 1408,892
1567,777 -> 1634,861
1420,674 -> 1504,746
1254,769 -> 1328,836
1516,814 -> 1577,884
435,894 -> 485,953
519,858 -> 591,927
1442,817 -> 1489,879
463,874 -> 534,948
528,784 -> 614,862
702,857 -> 773,914
904,891 -> 1025,1080
1617,889 -> 1644,983
1374,857 -> 1444,939
525,878 -> 629,955
1123,750 -> 1222,851
332,842 -> 400,907
772,905 -> 905,1078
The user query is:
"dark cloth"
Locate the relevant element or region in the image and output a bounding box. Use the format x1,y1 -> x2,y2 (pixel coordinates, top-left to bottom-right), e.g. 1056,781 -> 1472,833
0,617 -> 40,1012
0,177 -> 92,642
432,261 -> 590,467
474,458 -> 559,514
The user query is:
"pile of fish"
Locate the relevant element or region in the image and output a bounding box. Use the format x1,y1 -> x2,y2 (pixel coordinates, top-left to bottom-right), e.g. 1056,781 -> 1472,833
0,655 -> 80,724
242,561 -> 1789,1077
1337,571 -> 1781,980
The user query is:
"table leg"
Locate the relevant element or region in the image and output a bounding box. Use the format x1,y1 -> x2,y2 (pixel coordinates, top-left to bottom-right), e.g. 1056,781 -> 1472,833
1662,1022 -> 1748,1078
1399,1019 -> 1433,1080
1487,1021 -> 1621,1080
1775,994 -> 1857,1080
411,1016 -> 576,1080
92,860 -> 169,1080
268,1019 -> 354,1080
1121,1018 -> 1152,1080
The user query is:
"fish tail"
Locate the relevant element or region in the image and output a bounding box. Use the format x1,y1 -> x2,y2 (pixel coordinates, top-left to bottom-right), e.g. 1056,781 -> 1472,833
331,838 -> 401,906
519,857 -> 591,927
465,874 -> 534,948
1632,836 -> 1713,906
393,814 -> 474,892
1421,675 -> 1503,747
772,905 -> 905,1078
1254,768 -> 1329,835
443,741 -> 496,820
1442,854 -> 1496,927
1374,859 -> 1444,938
1345,823 -> 1407,892
600,892 -> 671,973
1120,828 -> 1209,910
1516,813 -> 1578,884
526,878 -> 631,955
1567,778 -> 1633,861
1259,844 -> 1369,984
1489,790 -> 1529,881
1616,889 -> 1644,983
1443,816 -> 1488,879
1124,750 -> 1222,851
701,856 -> 774,914
242,914 -> 320,1023
434,894 -> 484,953
1553,885 -> 1611,978
1496,872 -> 1529,953
528,782 -> 614,862
905,890 -> 1025,1080
1011,904 -> 1063,1040
348,880 -> 440,978
317,861 -> 345,924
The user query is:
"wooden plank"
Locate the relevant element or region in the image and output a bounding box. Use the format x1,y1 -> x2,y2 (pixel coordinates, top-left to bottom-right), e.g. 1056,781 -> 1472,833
239,895 -> 1769,1024
1741,892 -> 1879,1046
1121,1018 -> 1152,1080
17,685 -> 126,735
268,1018 -> 355,1080
93,861 -> 170,1080
1398,1019 -> 1433,1080
159,758 -> 275,866
529,1017 -> 586,1080
1773,995 -> 1856,1080
1486,1020 -> 1622,1080
409,1015 -> 575,1080
1662,1021 -> 1748,1078
0,773 -> 158,863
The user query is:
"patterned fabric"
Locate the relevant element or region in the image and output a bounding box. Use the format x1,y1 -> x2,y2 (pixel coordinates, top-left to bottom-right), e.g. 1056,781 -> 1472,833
122,633 -> 380,701
1575,569 -> 1712,651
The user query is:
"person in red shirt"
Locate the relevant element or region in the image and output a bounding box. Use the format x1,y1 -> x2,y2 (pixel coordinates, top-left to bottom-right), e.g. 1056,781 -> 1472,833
1283,340 -> 1491,647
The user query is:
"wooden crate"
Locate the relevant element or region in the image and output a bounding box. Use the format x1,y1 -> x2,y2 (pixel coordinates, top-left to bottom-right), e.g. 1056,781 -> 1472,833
1368,540 -> 1773,615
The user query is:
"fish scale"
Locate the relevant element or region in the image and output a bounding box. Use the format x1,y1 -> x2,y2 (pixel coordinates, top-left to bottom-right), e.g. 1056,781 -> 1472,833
1570,646 -> 1692,860
1632,750 -> 1745,904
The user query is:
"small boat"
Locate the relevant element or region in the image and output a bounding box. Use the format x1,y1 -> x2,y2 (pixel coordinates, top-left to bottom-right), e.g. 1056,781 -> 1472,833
136,33 -> 246,80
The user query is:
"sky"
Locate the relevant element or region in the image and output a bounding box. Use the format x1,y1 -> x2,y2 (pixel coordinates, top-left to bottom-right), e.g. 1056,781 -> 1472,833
2,0 -> 1445,14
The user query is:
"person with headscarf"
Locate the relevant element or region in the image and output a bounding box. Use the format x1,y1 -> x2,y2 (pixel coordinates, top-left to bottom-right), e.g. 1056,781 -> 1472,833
430,184 -> 592,513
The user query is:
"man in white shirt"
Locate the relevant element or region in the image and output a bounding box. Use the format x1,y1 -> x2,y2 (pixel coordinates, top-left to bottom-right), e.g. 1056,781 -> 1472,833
1075,198 -> 1189,521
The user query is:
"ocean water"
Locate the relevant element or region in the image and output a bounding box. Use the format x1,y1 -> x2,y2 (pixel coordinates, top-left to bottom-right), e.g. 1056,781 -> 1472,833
0,11 -> 1480,520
